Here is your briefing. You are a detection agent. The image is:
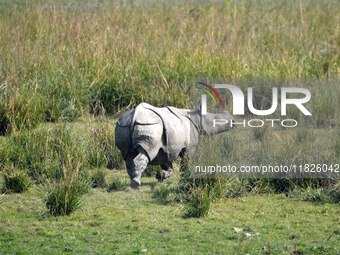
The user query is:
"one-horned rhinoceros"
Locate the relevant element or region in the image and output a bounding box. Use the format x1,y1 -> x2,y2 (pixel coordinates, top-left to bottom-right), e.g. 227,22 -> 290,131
115,103 -> 234,189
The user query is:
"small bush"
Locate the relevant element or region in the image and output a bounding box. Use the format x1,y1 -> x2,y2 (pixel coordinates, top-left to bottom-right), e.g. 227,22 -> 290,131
44,179 -> 90,216
152,182 -> 174,203
90,169 -> 107,188
2,167 -> 31,193
107,176 -> 128,192
43,129 -> 90,216
184,187 -> 212,218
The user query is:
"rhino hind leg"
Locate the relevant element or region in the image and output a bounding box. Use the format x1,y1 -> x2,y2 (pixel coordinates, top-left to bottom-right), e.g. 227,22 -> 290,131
126,147 -> 149,189
156,163 -> 174,182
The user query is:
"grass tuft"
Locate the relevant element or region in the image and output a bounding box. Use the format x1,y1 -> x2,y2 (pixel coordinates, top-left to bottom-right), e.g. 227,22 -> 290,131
90,169 -> 107,188
184,187 -> 212,218
44,178 -> 90,216
288,186 -> 330,203
107,176 -> 128,192
2,166 -> 31,193
152,182 -> 174,204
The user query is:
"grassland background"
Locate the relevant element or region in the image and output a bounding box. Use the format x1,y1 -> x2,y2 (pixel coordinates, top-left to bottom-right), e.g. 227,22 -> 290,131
0,0 -> 340,254
1,0 -> 339,126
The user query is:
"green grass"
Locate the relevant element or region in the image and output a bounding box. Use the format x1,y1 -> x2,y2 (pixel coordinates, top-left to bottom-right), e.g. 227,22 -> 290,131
0,0 -> 339,133
107,176 -> 129,192
0,177 -> 339,255
0,0 -> 339,254
1,167 -> 31,193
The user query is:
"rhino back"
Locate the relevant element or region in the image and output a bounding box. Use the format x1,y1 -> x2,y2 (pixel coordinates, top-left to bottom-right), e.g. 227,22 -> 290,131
141,104 -> 191,162
115,104 -> 164,161
115,103 -> 193,162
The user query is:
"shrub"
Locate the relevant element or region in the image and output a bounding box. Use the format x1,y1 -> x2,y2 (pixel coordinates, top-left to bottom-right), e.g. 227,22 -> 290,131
152,182 -> 174,204
2,167 -> 31,193
90,169 -> 107,188
107,176 -> 128,192
184,187 -> 212,218
44,178 -> 90,216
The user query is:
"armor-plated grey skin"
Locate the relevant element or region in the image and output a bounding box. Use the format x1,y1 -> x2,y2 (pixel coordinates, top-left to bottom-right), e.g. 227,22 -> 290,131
115,103 -> 234,189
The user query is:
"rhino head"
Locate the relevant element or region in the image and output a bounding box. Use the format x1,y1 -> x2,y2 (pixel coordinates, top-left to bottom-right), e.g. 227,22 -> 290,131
190,109 -> 235,136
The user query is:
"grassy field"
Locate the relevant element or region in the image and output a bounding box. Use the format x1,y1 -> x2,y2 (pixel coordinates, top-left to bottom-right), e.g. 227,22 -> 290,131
0,0 -> 339,254
1,172 -> 339,255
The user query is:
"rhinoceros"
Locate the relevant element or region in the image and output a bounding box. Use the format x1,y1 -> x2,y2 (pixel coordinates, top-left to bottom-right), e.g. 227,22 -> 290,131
115,103 -> 234,189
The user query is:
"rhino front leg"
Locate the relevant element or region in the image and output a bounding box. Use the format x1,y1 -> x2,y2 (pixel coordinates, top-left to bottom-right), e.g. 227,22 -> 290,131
125,147 -> 149,189
156,163 -> 174,182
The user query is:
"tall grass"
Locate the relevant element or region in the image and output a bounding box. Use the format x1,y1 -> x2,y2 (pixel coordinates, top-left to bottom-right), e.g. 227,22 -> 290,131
0,1 -> 339,135
0,126 -> 84,181
87,123 -> 123,169
1,166 -> 31,193
0,1 -> 339,208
